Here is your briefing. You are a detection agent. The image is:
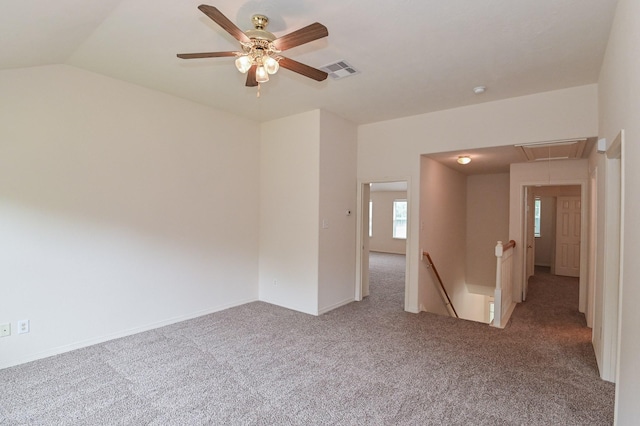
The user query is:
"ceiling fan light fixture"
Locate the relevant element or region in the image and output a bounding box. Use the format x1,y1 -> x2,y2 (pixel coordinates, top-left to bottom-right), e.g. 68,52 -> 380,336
263,56 -> 279,74
178,6 -> 329,91
235,55 -> 252,73
256,65 -> 269,83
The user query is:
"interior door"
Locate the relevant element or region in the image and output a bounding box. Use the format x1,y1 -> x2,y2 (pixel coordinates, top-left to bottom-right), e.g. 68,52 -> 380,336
361,183 -> 371,297
526,188 -> 535,280
555,196 -> 581,277
523,187 -> 535,300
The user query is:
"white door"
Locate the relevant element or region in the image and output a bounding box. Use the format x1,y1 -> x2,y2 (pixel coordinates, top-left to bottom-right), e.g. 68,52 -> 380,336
523,187 -> 535,300
526,188 -> 535,280
360,183 -> 371,297
555,196 -> 581,277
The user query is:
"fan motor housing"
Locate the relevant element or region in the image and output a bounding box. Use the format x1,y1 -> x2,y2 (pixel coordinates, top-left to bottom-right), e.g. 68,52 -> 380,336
245,15 -> 276,41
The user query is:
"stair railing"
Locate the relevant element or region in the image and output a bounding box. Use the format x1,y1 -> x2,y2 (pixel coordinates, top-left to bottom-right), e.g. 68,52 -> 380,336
423,252 -> 459,318
492,240 -> 517,328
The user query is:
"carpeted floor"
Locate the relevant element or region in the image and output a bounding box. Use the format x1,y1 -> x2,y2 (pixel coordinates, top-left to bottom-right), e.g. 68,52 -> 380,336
0,257 -> 614,425
367,251 -> 406,311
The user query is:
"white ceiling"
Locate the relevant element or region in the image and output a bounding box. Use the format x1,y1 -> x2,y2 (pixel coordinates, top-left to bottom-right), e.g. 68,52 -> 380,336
0,0 -> 618,124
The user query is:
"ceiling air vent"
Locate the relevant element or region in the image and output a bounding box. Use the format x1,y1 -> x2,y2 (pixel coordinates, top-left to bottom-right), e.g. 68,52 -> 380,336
320,60 -> 359,80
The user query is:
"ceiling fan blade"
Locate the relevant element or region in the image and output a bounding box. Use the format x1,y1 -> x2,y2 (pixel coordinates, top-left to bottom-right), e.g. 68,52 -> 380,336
246,65 -> 258,87
278,57 -> 328,82
273,23 -> 328,51
198,5 -> 250,43
177,51 -> 239,59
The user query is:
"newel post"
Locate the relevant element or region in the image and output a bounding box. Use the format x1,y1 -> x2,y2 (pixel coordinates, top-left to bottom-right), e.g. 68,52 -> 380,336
495,241 -> 504,291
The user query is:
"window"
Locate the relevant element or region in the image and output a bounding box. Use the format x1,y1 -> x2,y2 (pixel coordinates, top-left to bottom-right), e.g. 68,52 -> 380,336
392,200 -> 407,239
534,198 -> 541,237
369,201 -> 373,237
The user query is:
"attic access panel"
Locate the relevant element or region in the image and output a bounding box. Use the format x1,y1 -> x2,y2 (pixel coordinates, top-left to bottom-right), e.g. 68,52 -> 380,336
518,139 -> 587,161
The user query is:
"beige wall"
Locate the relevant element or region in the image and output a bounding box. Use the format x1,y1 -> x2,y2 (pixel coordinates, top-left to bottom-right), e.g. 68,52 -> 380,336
0,65 -> 261,369
531,186 -> 581,197
588,140 -> 619,383
318,110 -> 358,314
260,109 -> 358,315
369,191 -> 407,254
597,0 -> 640,420
359,84 -> 598,313
419,165 -> 503,322
259,111 -> 321,315
420,157 -> 486,322
466,173 -> 510,289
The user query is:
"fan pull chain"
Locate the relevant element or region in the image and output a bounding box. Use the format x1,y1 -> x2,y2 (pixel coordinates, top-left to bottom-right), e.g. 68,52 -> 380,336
257,83 -> 261,98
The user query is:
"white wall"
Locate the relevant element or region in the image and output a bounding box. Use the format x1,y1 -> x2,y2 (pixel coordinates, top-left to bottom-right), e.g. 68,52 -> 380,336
420,157 -> 479,320
0,65 -> 261,369
318,110 -> 357,314
358,84 -> 598,313
369,191 -> 407,254
589,142 -> 619,383
597,0 -> 640,421
420,159 -> 488,322
466,173 -> 510,289
259,111 -> 320,315
259,109 -> 358,316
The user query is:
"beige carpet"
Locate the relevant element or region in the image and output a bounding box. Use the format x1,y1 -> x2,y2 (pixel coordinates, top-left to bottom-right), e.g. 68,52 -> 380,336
0,257 -> 614,425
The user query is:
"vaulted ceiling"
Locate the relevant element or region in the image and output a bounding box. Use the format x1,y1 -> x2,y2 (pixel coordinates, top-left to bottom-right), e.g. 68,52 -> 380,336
0,0 -> 618,124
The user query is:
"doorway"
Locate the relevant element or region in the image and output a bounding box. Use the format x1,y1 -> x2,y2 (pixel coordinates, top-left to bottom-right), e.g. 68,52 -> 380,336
523,185 -> 583,305
355,179 -> 409,309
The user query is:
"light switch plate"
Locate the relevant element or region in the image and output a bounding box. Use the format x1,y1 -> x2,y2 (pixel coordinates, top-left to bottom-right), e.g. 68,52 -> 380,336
17,320 -> 29,334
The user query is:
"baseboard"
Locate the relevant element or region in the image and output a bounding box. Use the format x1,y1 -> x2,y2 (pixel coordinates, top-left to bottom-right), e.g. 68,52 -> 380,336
318,297 -> 354,315
493,301 -> 517,329
1,297 -> 258,370
370,250 -> 406,255
258,297 -> 319,316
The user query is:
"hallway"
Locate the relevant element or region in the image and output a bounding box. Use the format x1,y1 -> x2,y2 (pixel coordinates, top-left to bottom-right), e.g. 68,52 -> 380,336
510,266 -> 602,382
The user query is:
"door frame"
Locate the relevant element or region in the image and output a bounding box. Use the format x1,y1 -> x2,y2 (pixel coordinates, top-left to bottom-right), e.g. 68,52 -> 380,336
587,167 -> 598,328
519,181 -> 588,311
600,130 -> 624,382
355,177 -> 411,307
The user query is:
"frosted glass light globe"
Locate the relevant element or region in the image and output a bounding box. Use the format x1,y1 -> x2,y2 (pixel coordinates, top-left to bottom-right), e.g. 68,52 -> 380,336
263,56 -> 279,75
235,55 -> 252,73
256,65 -> 269,83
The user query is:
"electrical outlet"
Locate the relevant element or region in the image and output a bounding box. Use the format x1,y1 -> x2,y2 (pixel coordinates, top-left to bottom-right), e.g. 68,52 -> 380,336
0,323 -> 10,337
17,320 -> 29,334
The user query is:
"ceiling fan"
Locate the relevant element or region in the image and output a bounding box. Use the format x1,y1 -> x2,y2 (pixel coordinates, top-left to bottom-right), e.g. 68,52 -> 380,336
177,5 -> 329,90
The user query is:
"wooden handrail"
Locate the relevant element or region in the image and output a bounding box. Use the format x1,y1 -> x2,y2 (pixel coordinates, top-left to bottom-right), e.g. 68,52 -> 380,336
423,252 -> 459,318
503,240 -> 516,251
